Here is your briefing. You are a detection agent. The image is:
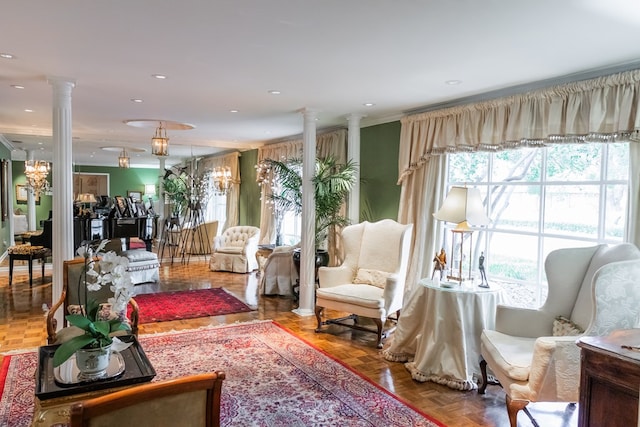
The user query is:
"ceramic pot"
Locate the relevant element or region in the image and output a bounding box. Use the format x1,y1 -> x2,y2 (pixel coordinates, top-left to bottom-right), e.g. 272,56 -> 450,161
75,344 -> 112,380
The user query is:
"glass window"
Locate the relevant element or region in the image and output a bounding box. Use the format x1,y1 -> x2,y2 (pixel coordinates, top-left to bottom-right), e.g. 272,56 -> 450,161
445,142 -> 629,308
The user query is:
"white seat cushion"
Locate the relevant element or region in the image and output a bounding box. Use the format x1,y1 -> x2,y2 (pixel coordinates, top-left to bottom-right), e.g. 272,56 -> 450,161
481,329 -> 535,382
216,246 -> 244,254
316,284 -> 384,309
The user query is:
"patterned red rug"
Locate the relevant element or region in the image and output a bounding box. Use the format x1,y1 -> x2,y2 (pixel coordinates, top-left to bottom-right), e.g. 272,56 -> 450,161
0,321 -> 445,427
129,288 -> 253,323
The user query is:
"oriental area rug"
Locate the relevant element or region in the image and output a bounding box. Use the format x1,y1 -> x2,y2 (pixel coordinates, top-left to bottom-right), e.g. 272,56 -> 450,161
129,287 -> 253,323
0,321 -> 444,427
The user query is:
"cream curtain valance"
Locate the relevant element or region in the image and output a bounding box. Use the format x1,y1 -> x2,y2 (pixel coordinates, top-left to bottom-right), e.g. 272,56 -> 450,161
399,69 -> 640,185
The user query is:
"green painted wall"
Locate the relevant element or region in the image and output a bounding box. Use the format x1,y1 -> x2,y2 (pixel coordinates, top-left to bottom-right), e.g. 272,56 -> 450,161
236,120 -> 403,228
238,150 -> 261,227
74,165 -> 159,199
10,163 -> 160,230
360,121 -> 402,221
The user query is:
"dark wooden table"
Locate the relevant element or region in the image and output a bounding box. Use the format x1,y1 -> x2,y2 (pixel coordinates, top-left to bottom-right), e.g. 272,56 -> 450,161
578,329 -> 640,427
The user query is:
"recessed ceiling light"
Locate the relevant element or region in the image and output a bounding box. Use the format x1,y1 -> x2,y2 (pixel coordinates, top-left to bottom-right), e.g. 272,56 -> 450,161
445,80 -> 462,85
130,98 -> 143,103
38,142 -> 43,145
11,85 -> 24,89
152,74 -> 167,79
268,90 -> 281,95
363,103 -> 375,107
230,109 -> 239,113
24,109 -> 33,113
0,53 -> 15,59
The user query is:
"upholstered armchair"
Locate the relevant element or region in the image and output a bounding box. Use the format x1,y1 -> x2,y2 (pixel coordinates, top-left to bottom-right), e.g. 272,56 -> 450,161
209,225 -> 260,273
315,219 -> 413,348
70,372 -> 225,427
479,243 -> 640,427
47,258 -> 139,345
260,244 -> 299,297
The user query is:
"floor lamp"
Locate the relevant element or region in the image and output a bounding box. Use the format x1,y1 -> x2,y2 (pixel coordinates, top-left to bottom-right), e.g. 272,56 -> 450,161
433,186 -> 490,284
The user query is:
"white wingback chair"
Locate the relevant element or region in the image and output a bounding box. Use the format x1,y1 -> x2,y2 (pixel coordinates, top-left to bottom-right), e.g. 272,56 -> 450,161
479,243 -> 640,427
209,226 -> 260,273
315,219 -> 413,348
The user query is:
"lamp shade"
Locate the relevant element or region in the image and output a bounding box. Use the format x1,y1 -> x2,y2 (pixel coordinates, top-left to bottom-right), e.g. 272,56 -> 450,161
76,193 -> 97,203
144,184 -> 156,196
433,186 -> 490,228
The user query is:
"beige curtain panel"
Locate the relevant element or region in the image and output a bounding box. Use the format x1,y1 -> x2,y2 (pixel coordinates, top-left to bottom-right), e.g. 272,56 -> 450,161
398,69 -> 640,292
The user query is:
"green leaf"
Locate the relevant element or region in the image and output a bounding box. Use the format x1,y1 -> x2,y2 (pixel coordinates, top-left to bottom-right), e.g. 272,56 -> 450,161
66,314 -> 93,330
52,334 -> 98,367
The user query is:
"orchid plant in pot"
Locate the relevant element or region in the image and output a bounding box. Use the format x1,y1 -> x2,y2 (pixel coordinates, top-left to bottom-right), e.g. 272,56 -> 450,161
52,240 -> 135,379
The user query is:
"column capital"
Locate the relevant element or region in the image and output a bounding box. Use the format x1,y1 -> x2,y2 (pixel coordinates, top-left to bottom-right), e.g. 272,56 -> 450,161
47,76 -> 76,88
346,113 -> 366,122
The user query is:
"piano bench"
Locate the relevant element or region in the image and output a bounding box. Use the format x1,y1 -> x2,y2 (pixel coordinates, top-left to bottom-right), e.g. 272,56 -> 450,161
122,249 -> 160,285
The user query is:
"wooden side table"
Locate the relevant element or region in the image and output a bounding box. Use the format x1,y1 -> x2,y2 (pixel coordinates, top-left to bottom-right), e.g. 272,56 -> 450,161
577,329 -> 640,427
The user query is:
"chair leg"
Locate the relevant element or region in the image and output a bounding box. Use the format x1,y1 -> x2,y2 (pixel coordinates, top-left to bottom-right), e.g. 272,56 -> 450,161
506,395 -> 529,427
478,357 -> 488,394
314,306 -> 324,332
9,256 -> 14,287
373,318 -> 383,349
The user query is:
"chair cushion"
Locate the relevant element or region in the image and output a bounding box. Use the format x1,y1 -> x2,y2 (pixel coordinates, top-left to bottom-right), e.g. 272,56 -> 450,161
8,244 -> 48,256
122,249 -> 158,263
354,268 -> 390,289
316,284 -> 384,309
481,329 -> 535,382
216,246 -> 244,254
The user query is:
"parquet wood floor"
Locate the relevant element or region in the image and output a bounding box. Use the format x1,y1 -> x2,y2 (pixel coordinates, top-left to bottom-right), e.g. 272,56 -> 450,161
0,256 -> 579,427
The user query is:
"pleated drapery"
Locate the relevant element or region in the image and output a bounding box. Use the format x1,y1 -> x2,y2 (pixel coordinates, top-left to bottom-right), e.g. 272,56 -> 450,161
398,69 -> 640,292
199,151 -> 241,232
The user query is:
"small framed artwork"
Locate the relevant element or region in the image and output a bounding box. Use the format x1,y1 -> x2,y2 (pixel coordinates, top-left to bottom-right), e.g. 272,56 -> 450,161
114,196 -> 129,217
16,184 -> 40,205
135,200 -> 147,216
127,190 -> 142,202
126,197 -> 138,217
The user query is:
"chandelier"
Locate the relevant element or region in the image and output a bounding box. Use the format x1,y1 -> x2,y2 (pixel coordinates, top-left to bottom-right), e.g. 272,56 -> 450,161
212,166 -> 232,195
24,160 -> 51,197
118,148 -> 130,168
151,122 -> 169,156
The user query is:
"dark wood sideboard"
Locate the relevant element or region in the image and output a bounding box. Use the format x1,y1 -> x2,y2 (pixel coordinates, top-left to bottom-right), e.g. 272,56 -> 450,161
578,329 -> 640,427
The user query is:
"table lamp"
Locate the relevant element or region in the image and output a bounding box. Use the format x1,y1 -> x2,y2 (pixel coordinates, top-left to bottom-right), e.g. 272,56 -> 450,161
433,186 -> 490,284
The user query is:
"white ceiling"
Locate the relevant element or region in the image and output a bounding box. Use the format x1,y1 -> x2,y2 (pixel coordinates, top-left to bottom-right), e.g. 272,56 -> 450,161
2,0 -> 640,168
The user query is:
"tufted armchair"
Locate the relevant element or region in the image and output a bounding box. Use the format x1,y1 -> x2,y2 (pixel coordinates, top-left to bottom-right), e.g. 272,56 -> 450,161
315,219 -> 413,348
209,226 -> 260,273
479,243 -> 640,427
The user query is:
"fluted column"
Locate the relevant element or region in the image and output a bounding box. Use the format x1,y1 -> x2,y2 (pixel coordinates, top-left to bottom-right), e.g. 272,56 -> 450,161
293,108 -> 318,317
157,156 -> 166,242
347,114 -> 364,224
48,77 -> 76,330
25,150 -> 37,230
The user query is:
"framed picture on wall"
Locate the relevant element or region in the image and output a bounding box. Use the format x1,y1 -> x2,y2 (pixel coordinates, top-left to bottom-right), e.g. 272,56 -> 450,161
127,190 -> 142,202
15,184 -> 40,205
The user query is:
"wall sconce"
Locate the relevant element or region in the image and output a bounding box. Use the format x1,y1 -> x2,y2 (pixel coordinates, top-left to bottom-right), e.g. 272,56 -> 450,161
151,122 -> 169,156
212,166 -> 232,196
433,186 -> 490,284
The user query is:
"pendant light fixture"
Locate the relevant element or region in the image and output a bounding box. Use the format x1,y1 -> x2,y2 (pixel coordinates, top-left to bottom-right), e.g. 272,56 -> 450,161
118,148 -> 130,168
151,122 -> 169,156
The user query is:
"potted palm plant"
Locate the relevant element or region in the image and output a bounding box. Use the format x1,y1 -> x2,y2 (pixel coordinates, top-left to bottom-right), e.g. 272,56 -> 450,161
260,156 -> 357,267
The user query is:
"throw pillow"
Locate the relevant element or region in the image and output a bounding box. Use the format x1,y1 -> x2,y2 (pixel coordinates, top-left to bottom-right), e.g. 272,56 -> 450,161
354,268 -> 390,289
67,303 -> 130,327
552,315 -> 584,336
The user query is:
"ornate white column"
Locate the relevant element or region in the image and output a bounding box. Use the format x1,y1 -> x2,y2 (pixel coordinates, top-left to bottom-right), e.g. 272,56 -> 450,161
25,150 -> 37,230
347,114 -> 364,224
293,108 -> 318,317
48,76 -> 76,330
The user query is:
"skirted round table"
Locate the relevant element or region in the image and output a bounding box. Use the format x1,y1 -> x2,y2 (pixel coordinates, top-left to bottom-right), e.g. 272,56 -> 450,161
383,278 -> 505,390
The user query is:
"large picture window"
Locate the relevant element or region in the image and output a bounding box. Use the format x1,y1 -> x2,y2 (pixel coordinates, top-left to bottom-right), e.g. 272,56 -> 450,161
445,142 -> 629,307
